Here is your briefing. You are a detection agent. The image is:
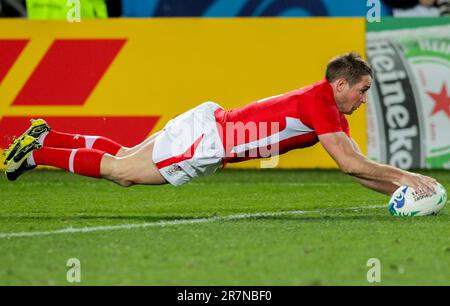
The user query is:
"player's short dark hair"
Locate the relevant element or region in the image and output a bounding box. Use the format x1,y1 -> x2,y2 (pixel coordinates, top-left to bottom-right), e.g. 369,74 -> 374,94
325,52 -> 373,86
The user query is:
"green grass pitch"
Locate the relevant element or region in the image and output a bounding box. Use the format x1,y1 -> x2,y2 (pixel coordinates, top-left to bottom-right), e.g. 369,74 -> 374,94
0,169 -> 449,285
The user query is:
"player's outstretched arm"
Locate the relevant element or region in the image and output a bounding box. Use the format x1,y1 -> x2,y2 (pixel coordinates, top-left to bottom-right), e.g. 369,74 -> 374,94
318,132 -> 437,194
346,137 -> 397,195
349,177 -> 397,196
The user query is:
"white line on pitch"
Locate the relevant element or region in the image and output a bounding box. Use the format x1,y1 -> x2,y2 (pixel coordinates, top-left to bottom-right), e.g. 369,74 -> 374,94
0,205 -> 386,239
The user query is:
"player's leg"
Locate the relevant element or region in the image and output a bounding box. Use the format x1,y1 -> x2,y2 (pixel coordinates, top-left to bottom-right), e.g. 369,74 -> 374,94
101,140 -> 167,186
5,102 -> 224,185
2,119 -> 50,164
5,135 -> 167,186
36,121 -> 163,158
3,119 -> 125,164
39,129 -> 124,156
41,127 -> 164,158
115,131 -> 162,158
5,135 -> 107,182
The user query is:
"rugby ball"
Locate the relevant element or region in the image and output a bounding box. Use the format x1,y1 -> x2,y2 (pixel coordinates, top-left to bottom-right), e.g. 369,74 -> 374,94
388,183 -> 447,217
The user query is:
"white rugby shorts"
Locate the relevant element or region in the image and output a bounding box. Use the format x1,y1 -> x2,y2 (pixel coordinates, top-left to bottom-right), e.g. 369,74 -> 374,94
152,102 -> 225,186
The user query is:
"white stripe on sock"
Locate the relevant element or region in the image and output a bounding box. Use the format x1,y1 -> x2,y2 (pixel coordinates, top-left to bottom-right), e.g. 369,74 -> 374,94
69,149 -> 78,173
27,151 -> 36,166
84,136 -> 99,149
38,131 -> 49,146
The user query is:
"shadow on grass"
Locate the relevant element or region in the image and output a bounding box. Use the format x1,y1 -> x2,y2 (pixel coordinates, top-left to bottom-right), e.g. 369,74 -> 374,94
247,214 -> 436,223
0,215 -> 203,223
0,209 -> 445,226
0,213 -> 407,224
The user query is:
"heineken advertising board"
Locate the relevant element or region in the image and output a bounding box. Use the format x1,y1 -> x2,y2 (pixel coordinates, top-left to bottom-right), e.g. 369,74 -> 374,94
366,18 -> 450,169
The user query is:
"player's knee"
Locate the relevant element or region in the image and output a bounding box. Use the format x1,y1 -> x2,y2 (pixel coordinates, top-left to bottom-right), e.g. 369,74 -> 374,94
111,173 -> 133,187
116,179 -> 133,187
109,151 -> 166,186
108,157 -> 133,185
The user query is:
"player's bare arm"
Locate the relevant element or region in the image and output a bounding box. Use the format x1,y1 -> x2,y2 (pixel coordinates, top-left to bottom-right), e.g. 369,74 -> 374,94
319,131 -> 437,194
347,137 -> 400,196
350,137 -> 398,196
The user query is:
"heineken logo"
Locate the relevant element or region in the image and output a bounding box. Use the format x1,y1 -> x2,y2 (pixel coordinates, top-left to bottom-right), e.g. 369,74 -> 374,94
427,83 -> 450,119
367,40 -> 422,169
366,24 -> 450,170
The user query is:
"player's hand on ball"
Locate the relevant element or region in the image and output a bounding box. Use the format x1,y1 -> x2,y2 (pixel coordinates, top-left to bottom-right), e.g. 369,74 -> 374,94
398,172 -> 438,195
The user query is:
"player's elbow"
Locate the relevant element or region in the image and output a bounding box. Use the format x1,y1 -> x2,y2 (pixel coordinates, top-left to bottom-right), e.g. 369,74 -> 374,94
336,152 -> 363,175
338,160 -> 356,175
339,163 -> 351,174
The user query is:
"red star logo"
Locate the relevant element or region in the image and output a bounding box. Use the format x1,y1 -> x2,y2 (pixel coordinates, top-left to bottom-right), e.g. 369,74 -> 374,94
427,84 -> 450,118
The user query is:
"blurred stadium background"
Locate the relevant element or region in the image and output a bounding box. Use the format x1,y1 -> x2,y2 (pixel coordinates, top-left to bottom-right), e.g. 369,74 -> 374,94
0,0 -> 449,286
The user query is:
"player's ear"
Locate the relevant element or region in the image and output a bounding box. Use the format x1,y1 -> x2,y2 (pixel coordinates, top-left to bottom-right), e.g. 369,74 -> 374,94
335,78 -> 347,93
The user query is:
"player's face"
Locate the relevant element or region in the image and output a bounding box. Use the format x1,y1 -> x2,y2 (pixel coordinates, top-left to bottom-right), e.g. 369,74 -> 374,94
339,75 -> 372,115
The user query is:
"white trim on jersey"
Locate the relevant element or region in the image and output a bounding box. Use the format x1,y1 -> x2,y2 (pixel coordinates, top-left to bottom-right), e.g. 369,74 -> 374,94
230,117 -> 313,155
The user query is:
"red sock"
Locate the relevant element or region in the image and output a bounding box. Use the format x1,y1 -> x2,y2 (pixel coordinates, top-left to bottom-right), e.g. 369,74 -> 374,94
30,147 -> 105,178
39,130 -> 123,155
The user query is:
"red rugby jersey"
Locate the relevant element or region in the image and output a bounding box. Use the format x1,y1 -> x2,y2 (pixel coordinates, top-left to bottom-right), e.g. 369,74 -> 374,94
214,78 -> 350,163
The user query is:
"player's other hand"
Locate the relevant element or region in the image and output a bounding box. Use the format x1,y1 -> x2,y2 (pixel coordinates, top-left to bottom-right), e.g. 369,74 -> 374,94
398,172 -> 438,195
